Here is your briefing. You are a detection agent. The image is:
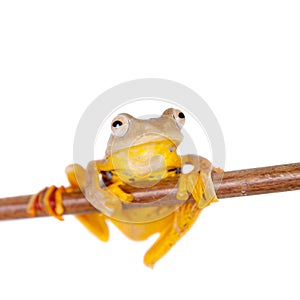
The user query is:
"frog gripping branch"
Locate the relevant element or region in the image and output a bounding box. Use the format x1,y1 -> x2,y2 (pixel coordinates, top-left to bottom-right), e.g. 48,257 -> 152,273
26,108 -> 221,267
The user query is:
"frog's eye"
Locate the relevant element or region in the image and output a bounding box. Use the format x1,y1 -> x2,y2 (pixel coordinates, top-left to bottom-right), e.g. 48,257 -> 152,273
111,114 -> 130,137
163,108 -> 185,129
174,110 -> 185,129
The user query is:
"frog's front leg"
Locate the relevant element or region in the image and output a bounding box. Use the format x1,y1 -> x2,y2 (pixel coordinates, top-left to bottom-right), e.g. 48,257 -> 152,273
85,159 -> 133,217
177,155 -> 218,208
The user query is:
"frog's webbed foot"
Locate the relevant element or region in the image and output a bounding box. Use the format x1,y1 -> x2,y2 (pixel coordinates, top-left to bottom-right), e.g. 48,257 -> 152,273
101,171 -> 133,203
144,202 -> 202,268
177,155 -> 218,208
27,185 -> 66,220
106,182 -> 134,202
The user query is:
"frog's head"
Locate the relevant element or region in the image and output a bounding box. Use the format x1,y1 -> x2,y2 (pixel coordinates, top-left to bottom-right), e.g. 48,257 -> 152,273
105,108 -> 185,183
106,108 -> 185,156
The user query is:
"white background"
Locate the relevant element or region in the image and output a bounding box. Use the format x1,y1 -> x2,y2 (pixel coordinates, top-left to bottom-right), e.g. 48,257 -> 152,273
0,1 -> 299,300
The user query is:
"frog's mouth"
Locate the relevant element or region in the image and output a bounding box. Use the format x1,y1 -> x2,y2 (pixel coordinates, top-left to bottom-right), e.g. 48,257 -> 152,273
129,133 -> 181,148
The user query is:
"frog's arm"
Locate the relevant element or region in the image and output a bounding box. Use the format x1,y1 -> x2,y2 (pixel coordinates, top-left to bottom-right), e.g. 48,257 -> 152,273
177,155 -> 218,208
85,159 -> 131,217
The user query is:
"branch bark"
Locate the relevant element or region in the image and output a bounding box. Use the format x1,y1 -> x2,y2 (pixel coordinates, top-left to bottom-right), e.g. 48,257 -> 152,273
0,163 -> 300,221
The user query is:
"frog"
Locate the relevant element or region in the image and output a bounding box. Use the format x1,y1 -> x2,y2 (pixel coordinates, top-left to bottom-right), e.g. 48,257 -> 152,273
27,108 -> 221,267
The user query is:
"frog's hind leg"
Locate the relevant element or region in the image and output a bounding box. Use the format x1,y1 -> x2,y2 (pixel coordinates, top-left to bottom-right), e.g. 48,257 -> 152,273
143,202 -> 202,268
76,213 -> 109,242
65,164 -> 86,190
66,164 -> 110,242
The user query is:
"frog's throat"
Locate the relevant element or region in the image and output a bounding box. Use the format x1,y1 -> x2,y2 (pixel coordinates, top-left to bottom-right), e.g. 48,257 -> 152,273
106,139 -> 177,158
106,140 -> 182,182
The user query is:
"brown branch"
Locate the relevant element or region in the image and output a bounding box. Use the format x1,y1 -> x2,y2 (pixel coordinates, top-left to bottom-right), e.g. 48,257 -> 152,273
0,163 -> 300,221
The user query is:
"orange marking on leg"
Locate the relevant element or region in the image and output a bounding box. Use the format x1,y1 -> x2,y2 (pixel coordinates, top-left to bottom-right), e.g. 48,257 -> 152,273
54,186 -> 65,219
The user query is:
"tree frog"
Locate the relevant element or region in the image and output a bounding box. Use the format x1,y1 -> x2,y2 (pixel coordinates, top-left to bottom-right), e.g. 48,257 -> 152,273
27,108 -> 220,267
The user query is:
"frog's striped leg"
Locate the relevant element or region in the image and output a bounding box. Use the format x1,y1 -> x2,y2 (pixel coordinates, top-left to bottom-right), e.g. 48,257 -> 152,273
143,202 -> 202,268
26,164 -> 86,220
177,155 -> 219,208
27,163 -> 111,242
27,185 -> 66,220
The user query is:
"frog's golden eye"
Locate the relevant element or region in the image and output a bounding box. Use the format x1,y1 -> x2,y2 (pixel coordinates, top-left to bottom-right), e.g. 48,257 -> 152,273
111,114 -> 130,137
163,108 -> 185,129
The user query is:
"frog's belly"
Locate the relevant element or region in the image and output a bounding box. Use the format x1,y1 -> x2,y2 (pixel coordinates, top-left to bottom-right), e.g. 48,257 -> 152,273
116,169 -> 168,184
110,212 -> 175,241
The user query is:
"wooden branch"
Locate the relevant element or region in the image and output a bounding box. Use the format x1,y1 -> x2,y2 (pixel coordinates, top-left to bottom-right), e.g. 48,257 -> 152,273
0,163 -> 300,221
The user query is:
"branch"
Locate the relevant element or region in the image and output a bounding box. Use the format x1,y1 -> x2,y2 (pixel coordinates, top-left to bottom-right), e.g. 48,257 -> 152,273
1,163 -> 300,221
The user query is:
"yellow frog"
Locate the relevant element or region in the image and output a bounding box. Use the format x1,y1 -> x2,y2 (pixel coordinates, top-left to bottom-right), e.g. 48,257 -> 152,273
27,108 -> 220,267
